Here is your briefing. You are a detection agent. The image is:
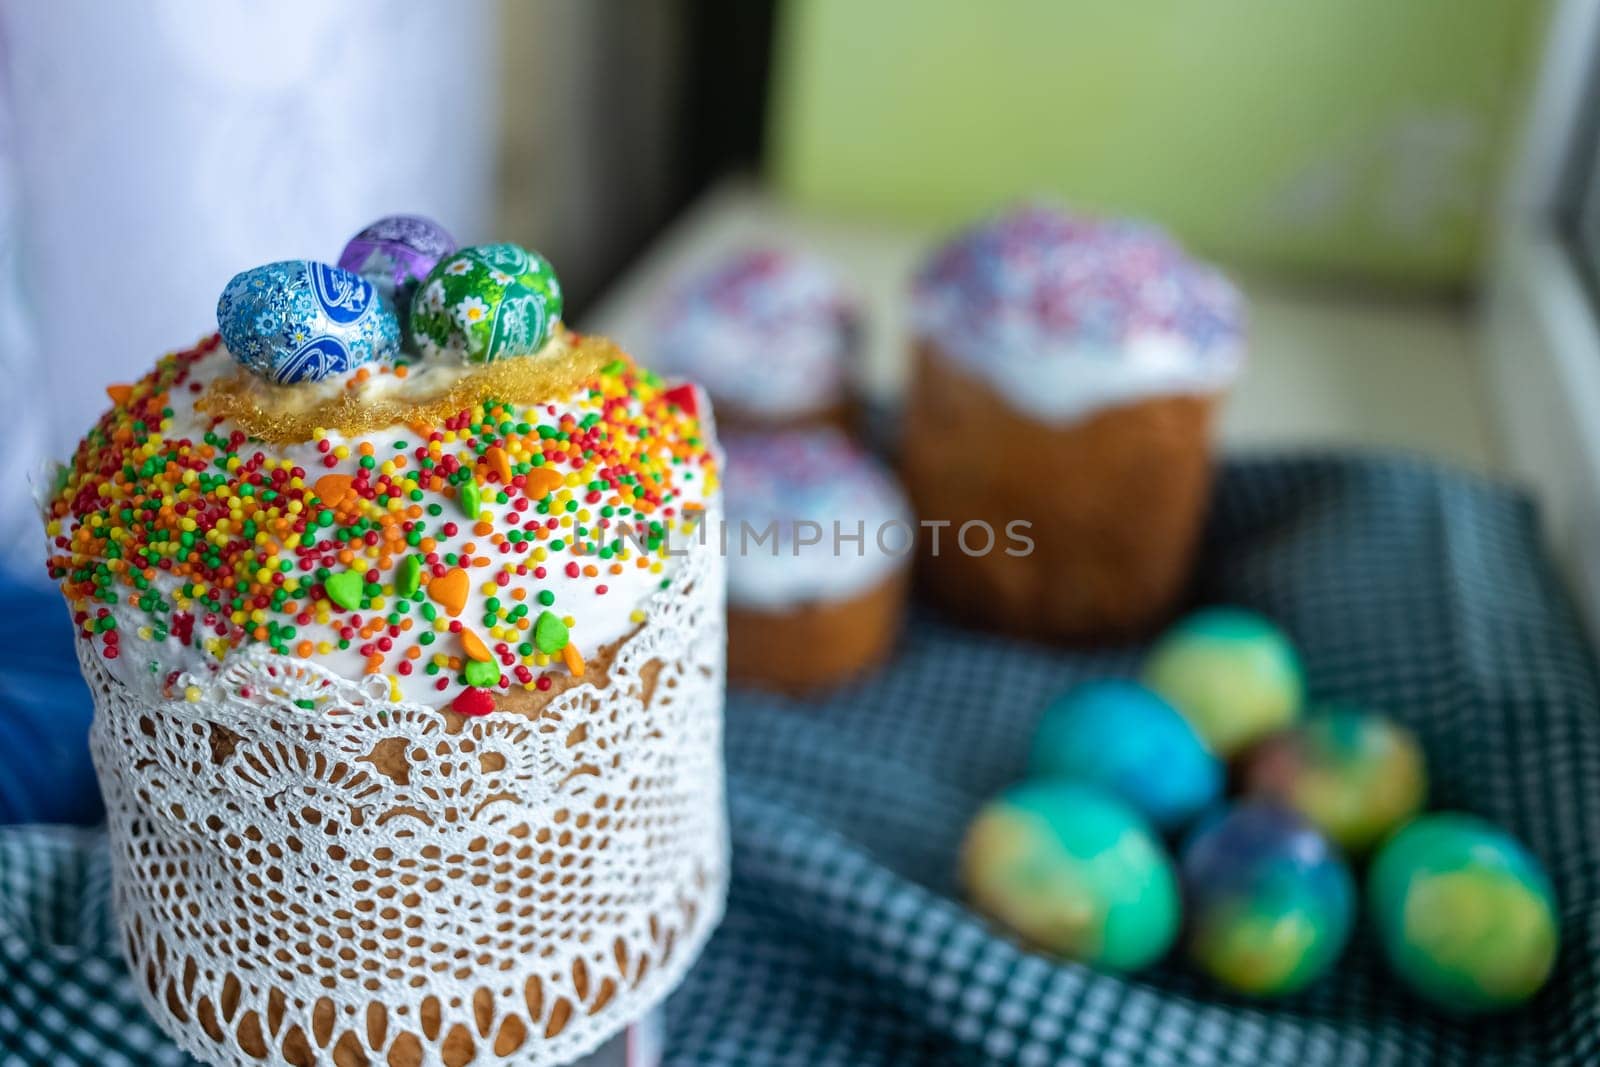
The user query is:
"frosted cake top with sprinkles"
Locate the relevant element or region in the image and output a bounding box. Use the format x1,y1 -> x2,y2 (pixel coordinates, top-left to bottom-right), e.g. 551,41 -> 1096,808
912,203 -> 1244,423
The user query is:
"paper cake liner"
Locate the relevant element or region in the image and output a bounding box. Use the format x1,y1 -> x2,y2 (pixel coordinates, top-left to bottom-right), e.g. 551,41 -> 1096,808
901,342 -> 1218,641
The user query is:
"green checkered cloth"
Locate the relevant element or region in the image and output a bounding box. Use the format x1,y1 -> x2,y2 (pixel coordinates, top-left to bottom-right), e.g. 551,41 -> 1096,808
5,456 -> 1600,1065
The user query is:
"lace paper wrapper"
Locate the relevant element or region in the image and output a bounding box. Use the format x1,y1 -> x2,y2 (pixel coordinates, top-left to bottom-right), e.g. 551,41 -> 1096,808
82,524 -> 727,1067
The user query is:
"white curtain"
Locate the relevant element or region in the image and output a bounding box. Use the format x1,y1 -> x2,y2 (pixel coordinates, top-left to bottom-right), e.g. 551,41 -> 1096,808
0,0 -> 499,581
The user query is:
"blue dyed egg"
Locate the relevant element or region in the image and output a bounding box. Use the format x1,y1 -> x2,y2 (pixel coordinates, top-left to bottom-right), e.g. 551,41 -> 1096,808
960,781 -> 1180,971
1143,607 -> 1306,757
1368,814 -> 1559,1013
1028,680 -> 1222,831
217,260 -> 400,384
1181,803 -> 1355,996
338,214 -> 455,326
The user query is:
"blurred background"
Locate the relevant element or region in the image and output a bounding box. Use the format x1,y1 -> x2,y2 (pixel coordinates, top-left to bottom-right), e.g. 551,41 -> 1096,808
3,0 -> 1596,607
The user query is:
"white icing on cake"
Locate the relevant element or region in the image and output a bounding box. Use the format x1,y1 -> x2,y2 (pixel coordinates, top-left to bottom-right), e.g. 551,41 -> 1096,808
721,428 -> 911,611
912,203 -> 1245,424
649,248 -> 855,420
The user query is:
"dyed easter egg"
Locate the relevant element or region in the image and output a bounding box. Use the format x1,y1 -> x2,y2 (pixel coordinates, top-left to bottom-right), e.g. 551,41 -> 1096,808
1028,680 -> 1222,831
960,781 -> 1180,971
338,214 -> 456,324
1241,708 -> 1427,853
216,260 -> 400,384
1143,607 -> 1305,757
409,242 -> 563,363
1180,803 -> 1355,996
1368,814 -> 1559,1013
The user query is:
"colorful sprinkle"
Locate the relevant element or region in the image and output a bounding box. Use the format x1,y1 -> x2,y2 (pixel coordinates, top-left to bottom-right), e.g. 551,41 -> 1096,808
452,686 -> 496,716
395,555 -> 422,598
44,333 -> 716,708
534,610 -> 569,654
324,570 -> 365,611
428,568 -> 470,618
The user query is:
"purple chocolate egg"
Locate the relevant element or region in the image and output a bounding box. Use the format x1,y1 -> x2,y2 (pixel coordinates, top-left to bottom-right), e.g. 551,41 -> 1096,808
338,215 -> 456,319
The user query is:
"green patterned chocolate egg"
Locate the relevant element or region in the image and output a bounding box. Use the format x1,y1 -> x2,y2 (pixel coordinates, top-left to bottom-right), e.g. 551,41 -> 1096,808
960,782 -> 1180,971
1368,814 -> 1559,1014
409,242 -> 563,363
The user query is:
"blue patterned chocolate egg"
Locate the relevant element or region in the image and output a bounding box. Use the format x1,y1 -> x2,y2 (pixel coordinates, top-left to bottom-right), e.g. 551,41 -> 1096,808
409,242 -> 563,363
217,260 -> 400,384
1241,707 -> 1427,853
1368,814 -> 1559,1014
1028,680 -> 1222,832
1180,803 -> 1355,996
1143,607 -> 1306,757
337,214 -> 455,324
960,781 -> 1180,971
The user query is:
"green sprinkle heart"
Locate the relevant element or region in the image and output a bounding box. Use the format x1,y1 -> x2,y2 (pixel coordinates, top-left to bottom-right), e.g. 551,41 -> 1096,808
396,555 -> 422,598
534,610 -> 569,654
460,480 -> 482,518
325,570 -> 364,611
462,659 -> 500,687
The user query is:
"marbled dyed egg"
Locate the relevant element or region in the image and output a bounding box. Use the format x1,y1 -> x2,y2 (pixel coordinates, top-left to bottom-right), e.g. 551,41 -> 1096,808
409,242 -> 563,363
1241,708 -> 1427,853
1181,803 -> 1355,996
338,214 -> 455,325
1368,814 -> 1559,1013
960,782 -> 1180,971
217,260 -> 400,384
1143,607 -> 1305,758
1028,680 -> 1222,832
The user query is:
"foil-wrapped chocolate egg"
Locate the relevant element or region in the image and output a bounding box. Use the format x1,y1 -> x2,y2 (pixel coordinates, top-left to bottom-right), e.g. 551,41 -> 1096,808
409,242 -> 563,363
337,214 -> 455,325
216,260 -> 400,385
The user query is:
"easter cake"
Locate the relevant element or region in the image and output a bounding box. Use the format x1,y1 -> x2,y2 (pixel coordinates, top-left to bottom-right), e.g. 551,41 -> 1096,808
904,204 -> 1244,640
42,220 -> 727,1067
648,248 -> 858,429
721,427 -> 911,690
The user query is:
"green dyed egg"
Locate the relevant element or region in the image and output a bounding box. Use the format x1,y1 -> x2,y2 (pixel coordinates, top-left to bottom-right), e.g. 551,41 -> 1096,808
959,781 -> 1180,971
410,242 -> 563,363
1143,607 -> 1305,758
1368,814 -> 1559,1014
1241,708 -> 1427,853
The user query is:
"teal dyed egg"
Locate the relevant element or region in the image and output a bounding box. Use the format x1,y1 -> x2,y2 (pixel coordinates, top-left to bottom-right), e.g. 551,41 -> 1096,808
1143,607 -> 1306,757
959,782 -> 1180,971
1241,708 -> 1427,853
1028,680 -> 1222,831
1368,814 -> 1559,1013
1181,803 -> 1355,996
409,242 -> 563,363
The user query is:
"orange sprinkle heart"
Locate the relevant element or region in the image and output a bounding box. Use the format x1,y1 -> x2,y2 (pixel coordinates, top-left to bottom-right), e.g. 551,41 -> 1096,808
427,567 -> 470,617
314,474 -> 354,508
461,627 -> 493,663
524,467 -> 564,499
105,383 -> 134,406
562,642 -> 585,678
485,445 -> 513,484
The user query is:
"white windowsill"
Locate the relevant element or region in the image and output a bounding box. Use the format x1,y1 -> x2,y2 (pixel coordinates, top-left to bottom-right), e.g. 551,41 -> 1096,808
584,180 -> 1498,472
